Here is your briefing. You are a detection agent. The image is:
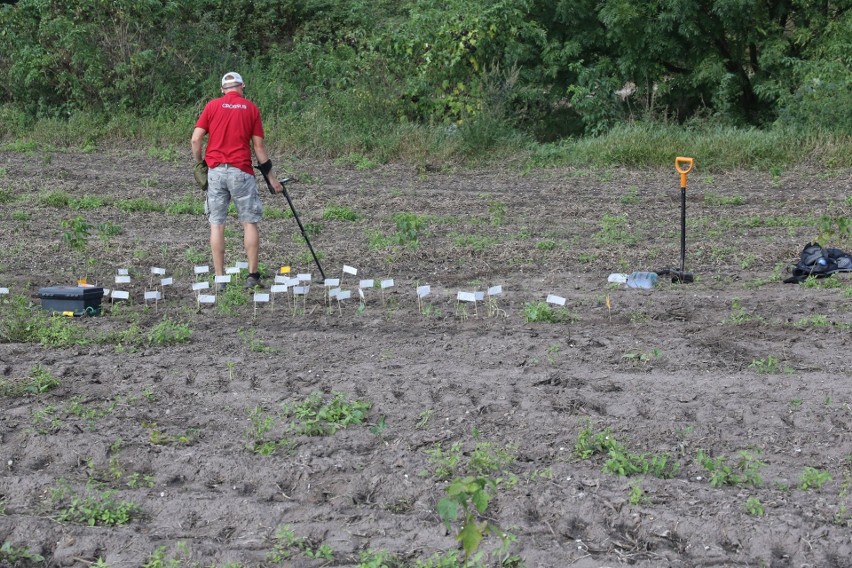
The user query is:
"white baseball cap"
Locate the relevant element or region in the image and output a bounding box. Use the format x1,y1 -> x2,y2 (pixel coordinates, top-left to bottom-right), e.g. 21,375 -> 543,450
221,72 -> 244,88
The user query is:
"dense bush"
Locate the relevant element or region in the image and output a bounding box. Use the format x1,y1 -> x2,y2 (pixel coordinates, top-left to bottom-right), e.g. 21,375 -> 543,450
0,0 -> 849,139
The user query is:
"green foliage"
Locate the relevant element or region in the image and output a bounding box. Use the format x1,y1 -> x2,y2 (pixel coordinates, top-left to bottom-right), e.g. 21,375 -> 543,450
267,524 -> 334,564
61,216 -> 92,251
0,365 -> 60,397
575,424 -> 622,459
322,205 -> 360,221
392,212 -> 426,245
52,482 -> 140,526
522,301 -> 575,324
147,318 -> 191,346
0,295 -> 91,347
437,475 -> 515,562
0,542 -> 44,565
116,198 -> 164,213
800,466 -> 832,491
697,450 -> 765,488
287,391 -> 371,436
744,496 -> 765,517
165,195 -> 204,216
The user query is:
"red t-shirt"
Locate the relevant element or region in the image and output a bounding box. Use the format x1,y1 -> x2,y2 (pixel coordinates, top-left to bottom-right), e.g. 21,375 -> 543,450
196,91 -> 264,175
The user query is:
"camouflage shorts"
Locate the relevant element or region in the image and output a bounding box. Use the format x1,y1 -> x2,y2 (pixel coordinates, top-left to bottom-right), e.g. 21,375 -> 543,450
205,164 -> 262,224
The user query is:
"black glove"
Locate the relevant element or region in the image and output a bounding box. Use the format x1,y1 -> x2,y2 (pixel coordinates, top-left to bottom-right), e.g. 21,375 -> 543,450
194,161 -> 208,191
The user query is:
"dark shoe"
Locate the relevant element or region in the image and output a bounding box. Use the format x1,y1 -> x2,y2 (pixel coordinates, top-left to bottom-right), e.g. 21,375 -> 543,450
215,282 -> 227,292
244,275 -> 262,289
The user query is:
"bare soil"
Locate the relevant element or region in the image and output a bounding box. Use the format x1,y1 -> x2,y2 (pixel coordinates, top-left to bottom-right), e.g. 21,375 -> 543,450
0,149 -> 850,568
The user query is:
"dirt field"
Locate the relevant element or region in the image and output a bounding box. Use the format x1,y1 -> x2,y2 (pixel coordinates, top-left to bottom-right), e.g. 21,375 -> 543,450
0,149 -> 850,568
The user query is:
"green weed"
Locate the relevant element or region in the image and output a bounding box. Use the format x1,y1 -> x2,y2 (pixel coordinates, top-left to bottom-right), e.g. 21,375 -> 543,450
437,475 -> 514,561
165,194 -> 204,215
522,301 -> 575,324
0,541 -> 44,565
51,482 -> 140,526
147,318 -> 192,345
749,355 -> 790,374
575,424 -> 622,459
744,496 -> 765,516
697,450 -> 764,488
0,365 -> 60,396
116,198 -> 164,213
704,193 -> 745,206
40,190 -> 71,207
61,216 -> 92,251
595,214 -> 637,246
12,210 -> 30,221
267,524 -> 334,563
322,205 -> 359,221
285,391 -> 371,436
799,466 -> 832,491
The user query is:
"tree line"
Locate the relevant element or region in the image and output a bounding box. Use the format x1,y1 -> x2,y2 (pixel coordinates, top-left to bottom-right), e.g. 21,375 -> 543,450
0,0 -> 849,139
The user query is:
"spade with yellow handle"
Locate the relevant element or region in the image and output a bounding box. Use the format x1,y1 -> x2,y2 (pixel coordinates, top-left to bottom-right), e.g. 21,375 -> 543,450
669,157 -> 695,283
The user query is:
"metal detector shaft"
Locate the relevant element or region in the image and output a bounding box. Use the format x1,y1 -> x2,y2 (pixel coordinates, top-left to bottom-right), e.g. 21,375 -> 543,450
260,174 -> 326,281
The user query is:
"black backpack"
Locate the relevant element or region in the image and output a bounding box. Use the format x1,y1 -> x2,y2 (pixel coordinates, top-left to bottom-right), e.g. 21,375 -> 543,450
783,242 -> 852,283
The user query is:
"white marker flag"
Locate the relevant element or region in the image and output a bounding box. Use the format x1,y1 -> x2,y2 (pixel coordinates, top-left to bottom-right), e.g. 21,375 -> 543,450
192,281 -> 209,291
194,265 -> 209,275
253,293 -> 270,303
546,294 -> 566,306
160,277 -> 173,286
488,285 -> 503,296
151,267 -> 166,275
198,294 -> 216,304
115,275 -> 131,284
342,265 -> 357,275
381,279 -> 394,289
144,291 -> 161,301
417,285 -> 431,298
457,291 -> 476,302
111,290 -> 130,300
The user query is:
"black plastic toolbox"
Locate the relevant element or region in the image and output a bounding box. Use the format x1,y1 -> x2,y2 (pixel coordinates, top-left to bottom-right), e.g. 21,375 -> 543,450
38,286 -> 104,316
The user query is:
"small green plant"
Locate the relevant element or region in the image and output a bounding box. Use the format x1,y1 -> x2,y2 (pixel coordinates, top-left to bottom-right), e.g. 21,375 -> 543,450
522,301 -> 575,323
70,195 -> 107,209
322,205 -> 359,221
620,186 -> 639,204
744,496 -> 765,516
425,441 -> 464,480
628,482 -> 647,505
800,275 -> 842,289
97,221 -> 123,239
536,239 -> 557,251
749,355 -> 790,374
622,348 -> 662,364
697,450 -> 764,488
437,475 -> 512,561
575,424 -> 622,459
603,449 -> 679,478
40,190 -> 71,207
116,197 -> 164,213
166,194 -> 204,215
799,466 -> 832,491
61,216 -> 92,251
482,194 -> 506,226
816,214 -> 850,246
704,193 -> 746,206
391,212 -> 426,246
267,524 -> 334,563
147,318 -> 192,345
52,482 -> 140,526
595,214 -> 637,245
0,365 -> 60,396
286,391 -> 371,436
12,210 -> 30,221
0,541 -> 44,565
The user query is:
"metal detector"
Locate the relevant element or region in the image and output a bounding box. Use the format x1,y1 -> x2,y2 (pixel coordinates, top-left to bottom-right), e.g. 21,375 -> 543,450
258,174 -> 326,281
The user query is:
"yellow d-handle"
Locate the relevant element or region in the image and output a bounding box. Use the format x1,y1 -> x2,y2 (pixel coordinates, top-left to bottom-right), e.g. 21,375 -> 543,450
675,156 -> 694,189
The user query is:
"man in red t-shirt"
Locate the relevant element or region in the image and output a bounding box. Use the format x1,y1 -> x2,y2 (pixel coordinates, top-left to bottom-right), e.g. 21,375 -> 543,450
191,71 -> 283,289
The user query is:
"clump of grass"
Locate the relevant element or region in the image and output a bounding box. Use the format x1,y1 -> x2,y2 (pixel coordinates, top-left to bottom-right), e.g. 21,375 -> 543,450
50,481 -> 140,526
322,205 -> 359,221
285,391 -> 371,436
147,318 -> 191,345
0,365 -> 60,396
523,301 -> 576,323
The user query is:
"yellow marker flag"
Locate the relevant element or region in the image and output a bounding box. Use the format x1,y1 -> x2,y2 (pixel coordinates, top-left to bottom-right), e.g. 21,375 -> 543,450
280,266 -> 291,274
